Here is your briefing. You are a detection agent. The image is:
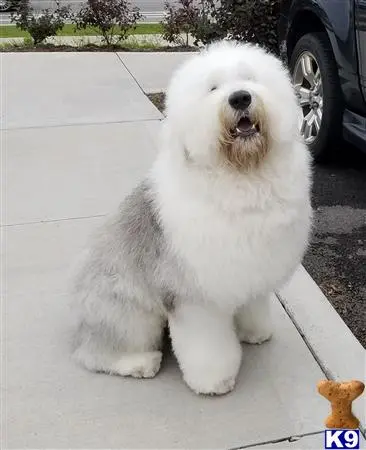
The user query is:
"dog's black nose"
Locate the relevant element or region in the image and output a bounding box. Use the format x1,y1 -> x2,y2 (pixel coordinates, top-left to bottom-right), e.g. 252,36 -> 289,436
228,90 -> 252,110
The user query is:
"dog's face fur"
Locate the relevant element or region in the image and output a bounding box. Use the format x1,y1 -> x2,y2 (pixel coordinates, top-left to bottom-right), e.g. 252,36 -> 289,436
165,41 -> 300,171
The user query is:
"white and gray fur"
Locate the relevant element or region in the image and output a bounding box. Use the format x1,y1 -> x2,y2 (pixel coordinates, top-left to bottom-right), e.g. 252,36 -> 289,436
72,41 -> 312,395
72,181 -> 181,377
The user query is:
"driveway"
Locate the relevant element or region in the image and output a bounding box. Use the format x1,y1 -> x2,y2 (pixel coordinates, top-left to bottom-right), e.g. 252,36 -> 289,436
304,145 -> 366,348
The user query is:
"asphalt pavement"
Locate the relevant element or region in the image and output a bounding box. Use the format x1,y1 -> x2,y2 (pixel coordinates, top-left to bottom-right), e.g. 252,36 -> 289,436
303,144 -> 366,348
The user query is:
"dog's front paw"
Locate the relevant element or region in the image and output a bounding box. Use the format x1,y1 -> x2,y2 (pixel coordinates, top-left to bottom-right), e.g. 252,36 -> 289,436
184,372 -> 236,396
238,328 -> 272,345
179,346 -> 241,396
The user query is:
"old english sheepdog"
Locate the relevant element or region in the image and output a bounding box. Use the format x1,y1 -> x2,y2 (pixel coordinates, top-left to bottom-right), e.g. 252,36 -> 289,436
72,41 -> 312,395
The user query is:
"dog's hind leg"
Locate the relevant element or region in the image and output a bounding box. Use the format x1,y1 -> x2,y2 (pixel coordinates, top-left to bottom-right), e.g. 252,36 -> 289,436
73,345 -> 163,378
72,308 -> 165,378
235,295 -> 273,344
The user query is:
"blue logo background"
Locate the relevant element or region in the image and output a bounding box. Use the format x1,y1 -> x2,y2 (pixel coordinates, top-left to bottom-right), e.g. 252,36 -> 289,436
324,429 -> 360,449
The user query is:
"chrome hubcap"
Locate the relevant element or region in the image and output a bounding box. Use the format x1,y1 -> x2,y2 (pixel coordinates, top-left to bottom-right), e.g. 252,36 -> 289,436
0,0 -> 10,11
293,51 -> 323,144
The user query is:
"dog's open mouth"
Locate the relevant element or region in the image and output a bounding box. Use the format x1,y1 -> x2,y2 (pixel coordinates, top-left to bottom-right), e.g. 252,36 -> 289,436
232,115 -> 260,139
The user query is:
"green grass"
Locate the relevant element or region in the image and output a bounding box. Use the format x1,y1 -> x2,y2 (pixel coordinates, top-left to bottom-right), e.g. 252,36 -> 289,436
0,22 -> 163,39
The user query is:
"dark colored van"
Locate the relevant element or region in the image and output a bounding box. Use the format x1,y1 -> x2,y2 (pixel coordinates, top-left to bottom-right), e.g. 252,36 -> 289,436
279,0 -> 366,161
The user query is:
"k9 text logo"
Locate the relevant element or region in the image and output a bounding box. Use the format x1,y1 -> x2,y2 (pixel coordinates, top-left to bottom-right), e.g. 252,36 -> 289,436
325,429 -> 360,449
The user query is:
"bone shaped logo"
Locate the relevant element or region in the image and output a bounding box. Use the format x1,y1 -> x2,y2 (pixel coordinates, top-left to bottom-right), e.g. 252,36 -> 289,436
317,380 -> 365,429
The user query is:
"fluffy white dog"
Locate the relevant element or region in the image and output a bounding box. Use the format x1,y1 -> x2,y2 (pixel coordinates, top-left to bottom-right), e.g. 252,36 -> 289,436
72,41 -> 312,395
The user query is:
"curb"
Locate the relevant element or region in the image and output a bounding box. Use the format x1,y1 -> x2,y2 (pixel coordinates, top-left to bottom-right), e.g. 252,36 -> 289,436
277,265 -> 366,436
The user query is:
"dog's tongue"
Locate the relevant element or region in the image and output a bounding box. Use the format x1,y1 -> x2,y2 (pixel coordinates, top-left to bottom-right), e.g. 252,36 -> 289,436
237,117 -> 253,132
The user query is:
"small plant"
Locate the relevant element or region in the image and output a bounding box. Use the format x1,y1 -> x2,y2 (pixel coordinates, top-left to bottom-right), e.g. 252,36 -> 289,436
162,0 -> 281,52
11,0 -> 71,46
161,0 -> 195,46
161,0 -> 222,47
74,0 -> 142,46
212,0 -> 282,53
189,1 -> 224,46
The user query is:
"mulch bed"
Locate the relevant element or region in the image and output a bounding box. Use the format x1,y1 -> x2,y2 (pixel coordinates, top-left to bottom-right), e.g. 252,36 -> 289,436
147,92 -> 166,114
0,44 -> 198,53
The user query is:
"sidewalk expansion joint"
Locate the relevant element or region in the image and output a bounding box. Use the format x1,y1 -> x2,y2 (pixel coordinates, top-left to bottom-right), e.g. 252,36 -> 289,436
230,430 -> 324,449
1,117 -> 162,132
115,52 -> 146,95
2,214 -> 106,228
276,291 -> 333,379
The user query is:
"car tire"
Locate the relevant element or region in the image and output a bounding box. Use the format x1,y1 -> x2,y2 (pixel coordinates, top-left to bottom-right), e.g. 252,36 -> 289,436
289,32 -> 344,162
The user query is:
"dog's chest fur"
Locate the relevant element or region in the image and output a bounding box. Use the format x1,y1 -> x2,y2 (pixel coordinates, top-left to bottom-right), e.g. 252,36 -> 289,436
154,164 -> 311,307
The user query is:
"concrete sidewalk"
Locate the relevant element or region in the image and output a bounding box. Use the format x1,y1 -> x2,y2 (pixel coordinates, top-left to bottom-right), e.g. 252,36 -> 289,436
1,52 -> 365,449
